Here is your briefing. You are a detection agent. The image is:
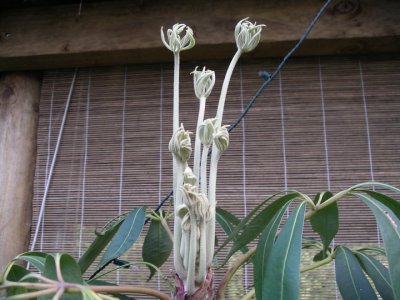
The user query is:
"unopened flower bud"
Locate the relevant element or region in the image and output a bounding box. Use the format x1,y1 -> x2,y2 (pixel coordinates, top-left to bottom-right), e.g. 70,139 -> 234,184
191,67 -> 216,100
235,18 -> 265,53
169,124 -> 192,163
199,118 -> 217,146
214,126 -> 229,152
161,23 -> 195,54
184,167 -> 198,186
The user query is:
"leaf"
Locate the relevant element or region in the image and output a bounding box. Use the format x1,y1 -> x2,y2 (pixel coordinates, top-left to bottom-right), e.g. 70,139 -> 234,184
79,213 -> 127,274
356,194 -> 400,300
335,246 -> 377,300
221,193 -> 300,265
355,252 -> 394,300
43,254 -> 84,300
262,202 -> 307,300
98,207 -> 146,270
356,189 -> 400,220
14,252 -> 48,273
310,191 -> 338,255
215,192 -> 294,255
142,213 -> 173,281
254,202 -> 289,300
4,264 -> 31,297
216,207 -> 249,255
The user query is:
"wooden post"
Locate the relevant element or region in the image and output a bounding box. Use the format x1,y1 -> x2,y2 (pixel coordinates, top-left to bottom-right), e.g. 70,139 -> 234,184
0,73 -> 41,271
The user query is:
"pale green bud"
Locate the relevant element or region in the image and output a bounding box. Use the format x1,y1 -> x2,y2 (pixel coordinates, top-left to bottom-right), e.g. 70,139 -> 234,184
199,118 -> 217,146
191,66 -> 216,100
214,126 -> 230,152
169,124 -> 192,163
235,18 -> 265,53
161,23 -> 195,54
181,184 -> 210,221
183,167 -> 198,186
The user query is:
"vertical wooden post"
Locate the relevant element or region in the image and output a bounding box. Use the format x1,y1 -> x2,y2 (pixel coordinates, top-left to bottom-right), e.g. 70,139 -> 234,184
0,73 -> 41,271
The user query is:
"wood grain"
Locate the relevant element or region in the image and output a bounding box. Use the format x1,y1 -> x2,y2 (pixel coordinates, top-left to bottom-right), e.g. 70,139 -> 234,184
0,73 -> 41,270
0,0 -> 399,71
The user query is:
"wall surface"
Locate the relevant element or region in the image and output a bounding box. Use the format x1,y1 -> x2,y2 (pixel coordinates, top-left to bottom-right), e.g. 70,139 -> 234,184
30,55 -> 400,298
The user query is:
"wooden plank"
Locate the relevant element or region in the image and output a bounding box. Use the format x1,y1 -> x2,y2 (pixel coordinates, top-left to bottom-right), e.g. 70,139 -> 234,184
0,0 -> 399,71
0,73 -> 41,270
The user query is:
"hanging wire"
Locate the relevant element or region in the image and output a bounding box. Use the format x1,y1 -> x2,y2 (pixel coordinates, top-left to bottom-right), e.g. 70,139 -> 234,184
151,0 -> 333,215
30,69 -> 78,252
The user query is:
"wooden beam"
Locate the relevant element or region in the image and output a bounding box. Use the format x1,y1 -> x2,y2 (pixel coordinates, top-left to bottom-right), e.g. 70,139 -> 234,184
0,0 -> 399,70
0,73 -> 41,270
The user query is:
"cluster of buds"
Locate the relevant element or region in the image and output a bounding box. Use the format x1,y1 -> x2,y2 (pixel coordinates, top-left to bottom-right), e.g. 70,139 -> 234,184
161,18 -> 264,299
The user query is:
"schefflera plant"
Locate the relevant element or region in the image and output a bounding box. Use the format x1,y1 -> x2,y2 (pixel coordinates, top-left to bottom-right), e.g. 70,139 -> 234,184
161,19 -> 265,299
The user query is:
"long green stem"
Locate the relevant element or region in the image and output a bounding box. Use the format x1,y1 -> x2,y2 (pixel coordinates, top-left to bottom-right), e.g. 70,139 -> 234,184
305,188 -> 351,219
300,254 -> 333,273
194,96 -> 206,182
196,218 -> 207,283
6,288 -> 57,300
240,288 -> 255,300
174,164 -> 186,278
215,49 -> 242,127
186,214 -> 198,294
201,144 -> 209,196
216,247 -> 256,300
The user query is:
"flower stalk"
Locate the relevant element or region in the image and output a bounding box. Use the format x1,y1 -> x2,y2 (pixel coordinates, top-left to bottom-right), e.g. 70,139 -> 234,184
162,18 -> 264,299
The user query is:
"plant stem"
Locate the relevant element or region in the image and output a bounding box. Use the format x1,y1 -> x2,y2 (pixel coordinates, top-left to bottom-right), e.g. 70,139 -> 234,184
216,247 -> 256,300
89,285 -> 171,300
215,49 -> 242,127
300,254 -> 333,273
201,144 -> 209,196
194,96 -> 206,182
240,288 -> 255,300
186,213 -> 198,294
174,165 -> 186,278
305,188 -> 351,219
196,218 -> 207,283
6,288 -> 57,300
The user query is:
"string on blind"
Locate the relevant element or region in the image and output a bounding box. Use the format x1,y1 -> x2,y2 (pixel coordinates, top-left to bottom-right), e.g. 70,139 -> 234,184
31,56 -> 400,299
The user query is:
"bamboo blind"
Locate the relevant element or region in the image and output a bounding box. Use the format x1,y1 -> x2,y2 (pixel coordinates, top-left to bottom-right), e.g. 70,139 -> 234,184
31,55 -> 400,299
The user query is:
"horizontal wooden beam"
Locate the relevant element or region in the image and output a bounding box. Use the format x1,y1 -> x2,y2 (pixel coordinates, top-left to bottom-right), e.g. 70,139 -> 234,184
0,0 -> 399,71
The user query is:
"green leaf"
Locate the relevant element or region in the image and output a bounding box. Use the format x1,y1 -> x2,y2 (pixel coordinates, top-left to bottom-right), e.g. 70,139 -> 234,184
220,193 -> 299,265
43,254 -> 83,300
356,189 -> 400,220
335,246 -> 377,300
254,202 -> 289,300
215,192 -> 295,255
14,252 -> 48,273
142,213 -> 172,281
98,207 -> 146,270
79,213 -> 127,274
216,207 -> 249,254
310,191 -> 338,255
262,202 -> 307,300
355,252 -> 394,300
4,264 -> 31,297
356,194 -> 400,300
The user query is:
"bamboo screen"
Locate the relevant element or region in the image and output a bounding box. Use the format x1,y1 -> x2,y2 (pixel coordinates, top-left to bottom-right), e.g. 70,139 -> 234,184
31,55 -> 400,299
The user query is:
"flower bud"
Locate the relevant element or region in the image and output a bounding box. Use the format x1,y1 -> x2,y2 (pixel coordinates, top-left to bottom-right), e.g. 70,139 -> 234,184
191,67 -> 216,100
184,167 -> 198,186
235,18 -> 265,53
161,23 -> 195,54
214,126 -> 229,153
199,118 -> 217,146
169,124 -> 192,163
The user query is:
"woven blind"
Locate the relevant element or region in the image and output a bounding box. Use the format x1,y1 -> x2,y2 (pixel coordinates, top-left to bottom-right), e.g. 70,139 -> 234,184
31,55 -> 400,299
